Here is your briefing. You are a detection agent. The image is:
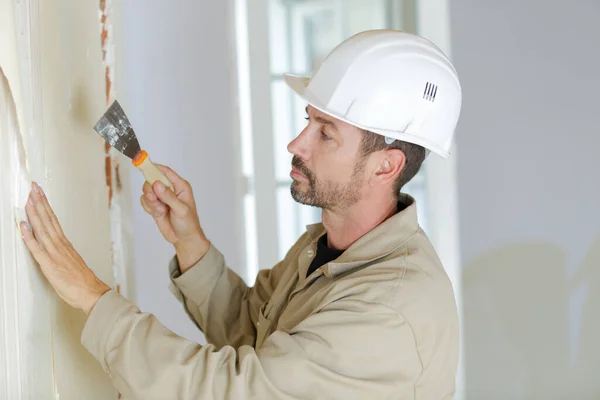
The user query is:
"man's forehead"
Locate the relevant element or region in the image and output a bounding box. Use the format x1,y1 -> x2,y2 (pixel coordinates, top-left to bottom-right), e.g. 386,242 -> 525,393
306,105 -> 363,136
306,105 -> 341,128
306,105 -> 327,117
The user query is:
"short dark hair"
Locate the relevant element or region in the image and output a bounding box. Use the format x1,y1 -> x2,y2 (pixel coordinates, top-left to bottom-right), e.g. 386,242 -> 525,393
359,130 -> 426,199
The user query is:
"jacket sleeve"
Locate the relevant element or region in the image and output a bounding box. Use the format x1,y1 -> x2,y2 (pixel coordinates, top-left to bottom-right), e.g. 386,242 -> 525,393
168,243 -> 286,348
81,291 -> 422,400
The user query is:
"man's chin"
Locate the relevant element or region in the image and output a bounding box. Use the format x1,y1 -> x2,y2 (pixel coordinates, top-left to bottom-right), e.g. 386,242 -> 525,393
290,183 -> 318,207
290,180 -> 307,192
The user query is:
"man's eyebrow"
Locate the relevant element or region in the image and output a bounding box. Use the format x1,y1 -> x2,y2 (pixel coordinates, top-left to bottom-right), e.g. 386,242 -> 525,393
306,106 -> 339,133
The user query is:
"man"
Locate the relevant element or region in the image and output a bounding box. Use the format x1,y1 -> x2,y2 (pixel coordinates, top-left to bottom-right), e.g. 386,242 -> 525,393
20,30 -> 462,399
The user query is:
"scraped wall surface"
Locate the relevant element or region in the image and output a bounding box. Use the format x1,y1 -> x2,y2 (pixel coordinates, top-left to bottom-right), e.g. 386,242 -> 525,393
0,0 -> 119,398
451,0 -> 600,398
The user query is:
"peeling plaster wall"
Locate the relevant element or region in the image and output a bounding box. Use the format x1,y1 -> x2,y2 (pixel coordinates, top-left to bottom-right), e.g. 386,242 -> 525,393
0,0 -> 121,398
100,0 -> 135,302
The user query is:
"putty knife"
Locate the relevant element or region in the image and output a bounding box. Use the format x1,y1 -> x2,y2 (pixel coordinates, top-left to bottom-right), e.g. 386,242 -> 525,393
93,100 -> 174,191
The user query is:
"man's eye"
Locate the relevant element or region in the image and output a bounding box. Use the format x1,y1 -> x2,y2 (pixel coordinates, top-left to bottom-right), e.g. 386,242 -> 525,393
321,131 -> 331,140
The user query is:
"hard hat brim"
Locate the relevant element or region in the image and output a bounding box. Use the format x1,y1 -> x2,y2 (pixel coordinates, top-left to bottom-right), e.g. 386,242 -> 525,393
283,73 -> 450,158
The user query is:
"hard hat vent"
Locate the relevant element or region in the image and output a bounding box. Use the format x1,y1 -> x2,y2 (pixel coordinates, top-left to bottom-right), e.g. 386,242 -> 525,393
423,82 -> 438,102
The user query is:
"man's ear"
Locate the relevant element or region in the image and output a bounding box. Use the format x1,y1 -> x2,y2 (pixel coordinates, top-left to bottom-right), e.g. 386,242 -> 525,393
374,149 -> 406,184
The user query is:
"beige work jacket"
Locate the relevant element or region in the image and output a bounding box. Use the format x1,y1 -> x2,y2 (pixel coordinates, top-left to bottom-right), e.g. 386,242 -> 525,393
82,194 -> 459,399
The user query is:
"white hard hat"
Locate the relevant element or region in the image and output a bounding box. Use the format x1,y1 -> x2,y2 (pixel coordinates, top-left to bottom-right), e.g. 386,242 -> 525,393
283,29 -> 462,158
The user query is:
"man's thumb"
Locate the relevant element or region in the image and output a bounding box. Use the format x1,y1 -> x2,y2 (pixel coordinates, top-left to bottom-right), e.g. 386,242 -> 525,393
153,181 -> 188,217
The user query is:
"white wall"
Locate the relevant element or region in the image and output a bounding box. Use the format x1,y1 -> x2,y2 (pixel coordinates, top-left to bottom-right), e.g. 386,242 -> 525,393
119,0 -> 242,343
1,1 -> 117,397
450,0 -> 600,398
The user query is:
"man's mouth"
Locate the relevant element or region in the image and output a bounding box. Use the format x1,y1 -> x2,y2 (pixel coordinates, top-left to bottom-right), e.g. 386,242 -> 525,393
290,166 -> 308,181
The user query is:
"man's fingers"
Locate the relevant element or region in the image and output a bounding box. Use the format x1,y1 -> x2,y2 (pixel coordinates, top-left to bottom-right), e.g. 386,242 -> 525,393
142,182 -> 154,197
142,181 -> 168,209
25,193 -> 56,253
141,194 -> 175,242
37,184 -> 65,237
30,183 -> 59,239
140,195 -> 152,214
141,195 -> 167,217
155,164 -> 184,185
20,221 -> 51,265
141,192 -> 167,216
152,181 -> 189,217
155,165 -> 192,197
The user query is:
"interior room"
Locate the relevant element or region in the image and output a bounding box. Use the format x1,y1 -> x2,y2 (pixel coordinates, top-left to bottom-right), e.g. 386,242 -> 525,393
1,0 -> 599,398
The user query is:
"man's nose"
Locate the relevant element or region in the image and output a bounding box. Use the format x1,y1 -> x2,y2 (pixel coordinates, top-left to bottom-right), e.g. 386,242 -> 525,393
287,128 -> 311,161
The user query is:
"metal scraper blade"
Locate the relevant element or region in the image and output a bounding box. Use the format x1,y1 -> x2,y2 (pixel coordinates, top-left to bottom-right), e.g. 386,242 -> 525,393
93,100 -> 141,159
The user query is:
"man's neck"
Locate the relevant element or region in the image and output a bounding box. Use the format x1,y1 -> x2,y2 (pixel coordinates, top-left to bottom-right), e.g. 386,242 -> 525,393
321,196 -> 398,250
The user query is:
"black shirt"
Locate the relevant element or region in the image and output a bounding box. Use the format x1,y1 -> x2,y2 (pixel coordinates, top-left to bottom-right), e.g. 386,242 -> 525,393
306,234 -> 344,277
305,203 -> 408,278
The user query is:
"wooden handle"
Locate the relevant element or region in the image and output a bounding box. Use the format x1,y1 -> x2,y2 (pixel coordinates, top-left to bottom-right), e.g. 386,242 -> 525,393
136,153 -> 174,191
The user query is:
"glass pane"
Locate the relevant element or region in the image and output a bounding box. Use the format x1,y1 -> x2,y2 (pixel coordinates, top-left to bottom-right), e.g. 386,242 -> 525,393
236,0 -> 254,177
277,184 -> 322,260
269,0 -> 290,74
344,0 -> 388,36
273,83 -> 312,183
403,177 -> 429,232
289,2 -> 343,75
271,80 -> 294,181
298,203 -> 321,231
291,94 -> 309,135
244,193 -> 258,284
276,186 -> 300,260
277,0 -> 393,76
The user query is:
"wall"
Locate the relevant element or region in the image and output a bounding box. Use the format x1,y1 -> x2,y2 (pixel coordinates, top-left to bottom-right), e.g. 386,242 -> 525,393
450,0 -> 600,398
0,0 -> 117,398
119,0 -> 242,343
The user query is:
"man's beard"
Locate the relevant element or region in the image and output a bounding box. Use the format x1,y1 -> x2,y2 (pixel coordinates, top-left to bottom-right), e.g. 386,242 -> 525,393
290,155 -> 365,211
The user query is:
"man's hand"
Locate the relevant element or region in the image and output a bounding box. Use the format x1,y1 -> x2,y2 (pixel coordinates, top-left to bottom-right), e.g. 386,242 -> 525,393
140,165 -> 210,272
20,182 -> 111,315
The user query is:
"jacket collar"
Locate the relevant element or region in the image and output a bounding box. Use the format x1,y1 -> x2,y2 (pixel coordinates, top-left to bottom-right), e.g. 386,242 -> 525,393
304,194 -> 421,278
